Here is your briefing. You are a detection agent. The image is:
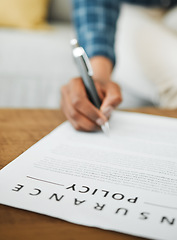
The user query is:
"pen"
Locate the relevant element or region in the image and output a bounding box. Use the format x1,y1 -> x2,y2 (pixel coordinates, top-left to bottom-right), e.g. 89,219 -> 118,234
70,38 -> 110,135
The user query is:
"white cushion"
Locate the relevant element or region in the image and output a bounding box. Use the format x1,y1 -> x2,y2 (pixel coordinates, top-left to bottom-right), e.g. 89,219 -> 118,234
114,4 -> 177,109
113,4 -> 160,107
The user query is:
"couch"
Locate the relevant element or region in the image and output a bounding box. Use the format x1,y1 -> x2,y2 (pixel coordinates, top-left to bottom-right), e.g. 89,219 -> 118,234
0,1 -> 176,109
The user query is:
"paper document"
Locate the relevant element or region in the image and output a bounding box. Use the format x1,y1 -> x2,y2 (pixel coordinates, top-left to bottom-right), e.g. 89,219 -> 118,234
0,111 -> 177,240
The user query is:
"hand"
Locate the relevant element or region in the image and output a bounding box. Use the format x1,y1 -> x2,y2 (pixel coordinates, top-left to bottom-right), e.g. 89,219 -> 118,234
61,77 -> 122,132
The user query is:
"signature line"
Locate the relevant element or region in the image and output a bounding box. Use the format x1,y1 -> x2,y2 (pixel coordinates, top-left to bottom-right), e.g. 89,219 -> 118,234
26,176 -> 64,186
144,202 -> 177,210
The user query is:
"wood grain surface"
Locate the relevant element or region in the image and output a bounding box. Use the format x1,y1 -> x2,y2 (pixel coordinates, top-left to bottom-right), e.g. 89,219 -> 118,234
0,108 -> 177,240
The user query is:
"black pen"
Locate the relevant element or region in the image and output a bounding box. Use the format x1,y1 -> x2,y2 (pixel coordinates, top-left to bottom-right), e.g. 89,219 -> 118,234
70,39 -> 109,135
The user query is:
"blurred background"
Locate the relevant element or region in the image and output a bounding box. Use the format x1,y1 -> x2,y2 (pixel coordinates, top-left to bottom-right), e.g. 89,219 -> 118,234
0,0 -> 77,108
0,0 -> 177,109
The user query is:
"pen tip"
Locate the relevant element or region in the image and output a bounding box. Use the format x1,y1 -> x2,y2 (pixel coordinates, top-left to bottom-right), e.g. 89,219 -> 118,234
101,122 -> 110,136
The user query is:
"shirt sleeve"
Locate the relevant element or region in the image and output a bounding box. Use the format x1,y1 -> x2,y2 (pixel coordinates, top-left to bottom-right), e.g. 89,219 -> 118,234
72,0 -> 120,66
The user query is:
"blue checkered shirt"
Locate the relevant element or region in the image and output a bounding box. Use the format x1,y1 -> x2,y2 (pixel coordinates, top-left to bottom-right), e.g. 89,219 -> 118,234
72,0 -> 177,66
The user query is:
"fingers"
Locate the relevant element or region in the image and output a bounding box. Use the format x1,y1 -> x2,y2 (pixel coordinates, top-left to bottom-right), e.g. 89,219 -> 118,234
100,82 -> 122,115
61,78 -> 105,131
61,88 -> 98,131
69,78 -> 107,124
61,77 -> 122,132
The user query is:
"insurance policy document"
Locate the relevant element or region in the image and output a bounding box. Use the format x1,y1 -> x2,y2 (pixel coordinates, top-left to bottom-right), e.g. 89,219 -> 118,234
0,111 -> 177,240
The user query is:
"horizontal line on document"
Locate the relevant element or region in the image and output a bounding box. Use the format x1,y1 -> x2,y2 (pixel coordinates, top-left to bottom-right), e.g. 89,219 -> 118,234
144,202 -> 177,210
26,176 -> 64,187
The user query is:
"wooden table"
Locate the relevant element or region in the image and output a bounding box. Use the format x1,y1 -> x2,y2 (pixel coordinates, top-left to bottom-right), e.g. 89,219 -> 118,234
0,108 -> 177,240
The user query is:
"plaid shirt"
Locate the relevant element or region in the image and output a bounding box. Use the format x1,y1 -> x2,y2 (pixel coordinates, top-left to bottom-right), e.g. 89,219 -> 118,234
72,0 -> 177,65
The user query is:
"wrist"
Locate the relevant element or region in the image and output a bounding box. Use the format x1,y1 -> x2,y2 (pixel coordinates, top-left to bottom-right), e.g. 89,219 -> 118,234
90,56 -> 113,84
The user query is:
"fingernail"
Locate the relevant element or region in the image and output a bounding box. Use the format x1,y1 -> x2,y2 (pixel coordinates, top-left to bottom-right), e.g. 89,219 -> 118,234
96,118 -> 105,126
101,106 -> 113,118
